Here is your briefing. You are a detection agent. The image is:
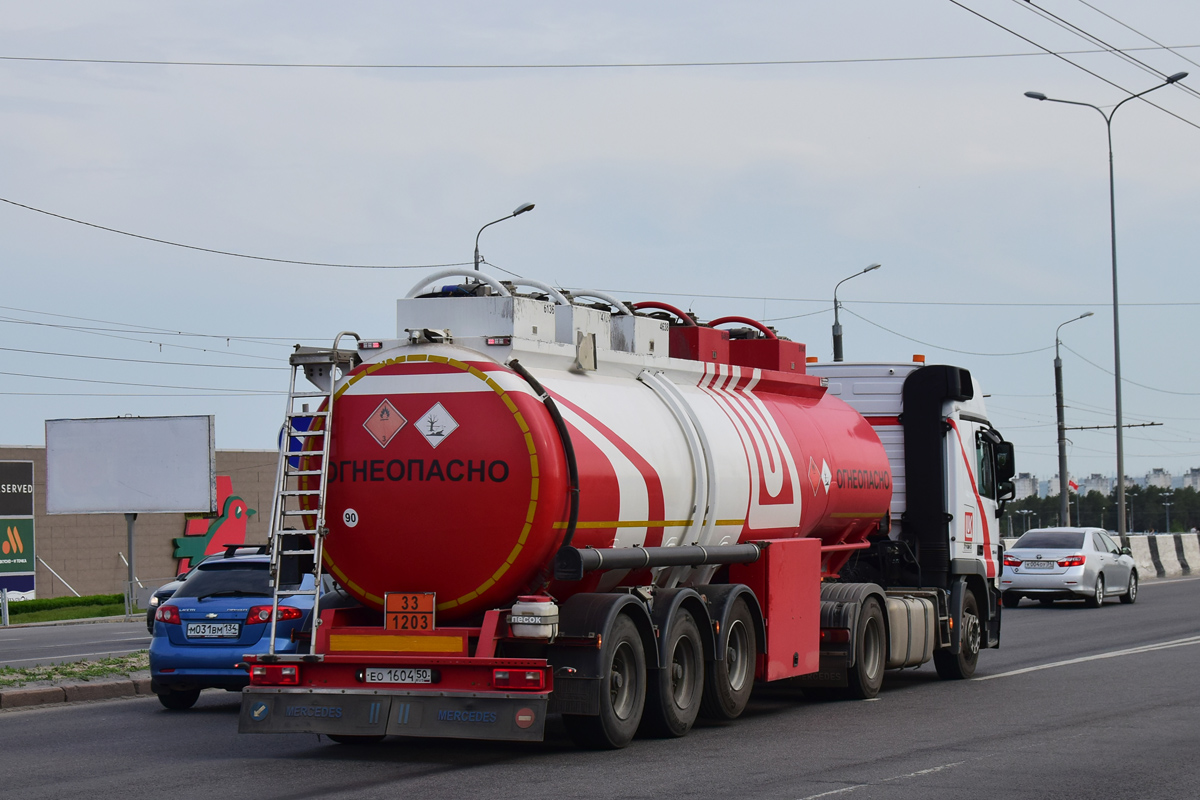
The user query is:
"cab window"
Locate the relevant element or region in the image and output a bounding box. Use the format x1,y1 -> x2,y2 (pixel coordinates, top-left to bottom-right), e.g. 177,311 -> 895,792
975,433 -> 996,500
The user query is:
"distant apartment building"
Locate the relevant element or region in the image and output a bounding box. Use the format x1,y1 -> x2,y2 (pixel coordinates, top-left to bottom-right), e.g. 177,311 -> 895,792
1183,468 -> 1200,491
1081,473 -> 1113,496
1013,472 -> 1039,500
1145,468 -> 1173,490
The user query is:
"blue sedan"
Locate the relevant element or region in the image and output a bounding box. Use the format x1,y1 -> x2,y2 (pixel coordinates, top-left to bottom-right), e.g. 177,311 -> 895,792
149,551 -> 323,710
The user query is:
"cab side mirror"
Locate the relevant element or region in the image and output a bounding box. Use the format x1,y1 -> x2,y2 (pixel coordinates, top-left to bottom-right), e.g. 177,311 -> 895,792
1121,546 -> 1132,556
997,480 -> 1015,502
994,441 -> 1016,483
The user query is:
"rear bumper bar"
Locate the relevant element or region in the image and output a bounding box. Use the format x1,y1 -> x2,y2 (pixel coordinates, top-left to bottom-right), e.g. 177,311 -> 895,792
239,687 -> 548,741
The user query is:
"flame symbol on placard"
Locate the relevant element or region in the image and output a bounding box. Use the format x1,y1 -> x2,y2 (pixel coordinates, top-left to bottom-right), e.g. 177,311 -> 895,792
3,526 -> 24,555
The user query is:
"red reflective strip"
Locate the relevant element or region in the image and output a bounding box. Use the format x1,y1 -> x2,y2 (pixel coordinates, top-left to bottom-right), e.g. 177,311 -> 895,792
946,419 -> 995,578
867,416 -> 901,427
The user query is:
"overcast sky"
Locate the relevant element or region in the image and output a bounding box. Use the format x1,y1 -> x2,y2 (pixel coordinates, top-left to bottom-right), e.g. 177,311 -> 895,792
2,1 -> 1198,487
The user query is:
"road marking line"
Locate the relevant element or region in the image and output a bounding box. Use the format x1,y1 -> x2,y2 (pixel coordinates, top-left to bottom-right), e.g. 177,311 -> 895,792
974,635 -> 1200,681
795,762 -> 965,799
0,648 -> 147,665
1141,576 -> 1200,586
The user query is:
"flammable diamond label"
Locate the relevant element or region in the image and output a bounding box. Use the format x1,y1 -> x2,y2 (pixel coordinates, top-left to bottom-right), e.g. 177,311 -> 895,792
416,402 -> 458,449
808,456 -> 821,496
821,459 -> 832,494
363,399 -> 407,448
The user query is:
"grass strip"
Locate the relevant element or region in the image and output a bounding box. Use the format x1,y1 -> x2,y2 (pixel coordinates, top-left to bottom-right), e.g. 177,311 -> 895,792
7,594 -> 125,614
9,604 -> 143,624
0,650 -> 149,689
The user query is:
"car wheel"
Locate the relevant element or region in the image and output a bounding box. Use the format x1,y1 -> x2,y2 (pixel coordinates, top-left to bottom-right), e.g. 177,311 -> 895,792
1120,571 -> 1138,604
934,589 -> 980,680
563,613 -> 647,749
157,688 -> 201,710
1001,591 -> 1022,608
1086,574 -> 1105,608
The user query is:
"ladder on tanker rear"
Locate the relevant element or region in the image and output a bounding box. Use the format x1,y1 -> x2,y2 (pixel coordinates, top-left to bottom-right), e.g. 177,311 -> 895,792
263,332 -> 360,659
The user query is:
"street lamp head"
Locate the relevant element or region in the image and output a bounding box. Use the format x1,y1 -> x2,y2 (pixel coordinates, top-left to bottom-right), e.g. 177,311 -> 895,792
1080,311 -> 1094,319
864,263 -> 882,273
513,202 -> 536,216
1025,91 -> 1047,101
1167,71 -> 1188,84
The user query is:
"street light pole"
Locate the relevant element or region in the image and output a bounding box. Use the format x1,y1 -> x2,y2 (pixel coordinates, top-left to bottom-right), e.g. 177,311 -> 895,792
832,263 -> 881,362
1025,71 -> 1187,545
1055,312 -> 1093,526
474,202 -> 536,271
1163,490 -> 1174,533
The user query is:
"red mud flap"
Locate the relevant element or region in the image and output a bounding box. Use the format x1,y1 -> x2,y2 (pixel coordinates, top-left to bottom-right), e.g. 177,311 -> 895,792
239,688 -> 548,742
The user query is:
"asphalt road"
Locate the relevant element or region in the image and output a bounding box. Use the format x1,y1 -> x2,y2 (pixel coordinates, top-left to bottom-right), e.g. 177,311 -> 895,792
3,578 -> 1199,800
0,620 -> 150,668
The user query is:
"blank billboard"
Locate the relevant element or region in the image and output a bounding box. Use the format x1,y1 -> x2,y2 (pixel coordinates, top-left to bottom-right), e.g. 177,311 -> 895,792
45,416 -> 217,515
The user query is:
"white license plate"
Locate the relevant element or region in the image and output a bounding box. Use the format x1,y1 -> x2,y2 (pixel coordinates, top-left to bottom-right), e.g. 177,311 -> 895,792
1023,560 -> 1055,569
186,622 -> 241,638
364,667 -> 432,684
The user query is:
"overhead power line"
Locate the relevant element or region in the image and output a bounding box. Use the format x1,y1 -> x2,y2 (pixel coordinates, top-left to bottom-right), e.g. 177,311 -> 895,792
946,0 -> 1200,132
1075,0 -> 1200,71
840,308 -> 1054,357
0,44 -> 1196,70
0,345 -> 287,370
0,369 -> 279,393
1060,344 -> 1200,396
0,196 -> 469,270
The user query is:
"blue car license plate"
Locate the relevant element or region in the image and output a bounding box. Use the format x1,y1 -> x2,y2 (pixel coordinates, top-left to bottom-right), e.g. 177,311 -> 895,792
186,622 -> 241,638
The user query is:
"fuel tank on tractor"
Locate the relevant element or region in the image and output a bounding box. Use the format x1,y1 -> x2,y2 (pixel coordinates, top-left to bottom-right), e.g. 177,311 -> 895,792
302,286 -> 893,622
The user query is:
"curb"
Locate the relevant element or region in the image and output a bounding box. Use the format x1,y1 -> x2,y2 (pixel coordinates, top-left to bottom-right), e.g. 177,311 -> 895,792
0,673 -> 153,710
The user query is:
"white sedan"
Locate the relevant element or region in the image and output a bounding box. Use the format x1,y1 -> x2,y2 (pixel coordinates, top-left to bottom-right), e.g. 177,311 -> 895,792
1001,527 -> 1138,608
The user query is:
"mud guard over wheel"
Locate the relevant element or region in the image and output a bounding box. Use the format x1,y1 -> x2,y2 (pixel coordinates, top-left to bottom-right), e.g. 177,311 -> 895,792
561,613 -> 647,749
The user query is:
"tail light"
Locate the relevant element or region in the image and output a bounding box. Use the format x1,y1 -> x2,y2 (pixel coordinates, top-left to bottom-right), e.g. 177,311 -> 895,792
492,669 -> 545,690
1003,555 -> 1022,567
250,664 -> 300,685
247,605 -> 304,625
1057,554 -> 1086,567
155,605 -> 181,625
820,628 -> 851,643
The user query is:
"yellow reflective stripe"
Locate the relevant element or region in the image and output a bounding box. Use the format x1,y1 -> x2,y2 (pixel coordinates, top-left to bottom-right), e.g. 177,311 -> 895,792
328,634 -> 464,654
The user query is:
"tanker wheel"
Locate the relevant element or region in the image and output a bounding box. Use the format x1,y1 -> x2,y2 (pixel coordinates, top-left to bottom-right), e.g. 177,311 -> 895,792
640,608 -> 705,738
934,589 -> 981,680
845,597 -> 886,700
700,596 -> 757,720
563,613 -> 646,749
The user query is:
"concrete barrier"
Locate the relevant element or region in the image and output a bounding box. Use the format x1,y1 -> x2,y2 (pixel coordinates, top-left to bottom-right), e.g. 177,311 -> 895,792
1000,534 -> 1198,579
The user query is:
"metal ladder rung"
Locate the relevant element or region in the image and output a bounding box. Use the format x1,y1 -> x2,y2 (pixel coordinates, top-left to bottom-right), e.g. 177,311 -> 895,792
280,509 -> 321,516
279,549 -> 318,556
284,469 -> 323,477
290,391 -> 331,398
277,589 -> 319,597
280,490 -> 322,496
289,410 -> 329,418
286,430 -> 326,438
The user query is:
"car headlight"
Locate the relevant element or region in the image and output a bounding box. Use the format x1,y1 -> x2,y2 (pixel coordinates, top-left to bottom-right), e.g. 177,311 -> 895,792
149,596 -> 160,607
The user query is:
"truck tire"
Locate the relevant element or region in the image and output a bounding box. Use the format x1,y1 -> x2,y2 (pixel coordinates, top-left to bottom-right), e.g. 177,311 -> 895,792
157,688 -> 200,711
640,608 -> 705,737
700,596 -> 756,720
845,597 -> 885,699
563,613 -> 646,749
933,589 -> 980,680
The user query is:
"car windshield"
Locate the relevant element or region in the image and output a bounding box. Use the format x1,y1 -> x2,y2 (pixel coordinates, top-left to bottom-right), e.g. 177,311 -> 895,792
1014,531 -> 1086,549
176,561 -> 302,599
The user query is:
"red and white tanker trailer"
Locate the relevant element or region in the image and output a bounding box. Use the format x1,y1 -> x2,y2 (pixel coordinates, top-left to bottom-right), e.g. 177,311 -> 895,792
239,269 -> 1016,748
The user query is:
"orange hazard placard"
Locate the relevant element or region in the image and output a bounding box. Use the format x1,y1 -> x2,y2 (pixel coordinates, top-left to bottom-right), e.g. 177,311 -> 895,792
384,593 -> 436,631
